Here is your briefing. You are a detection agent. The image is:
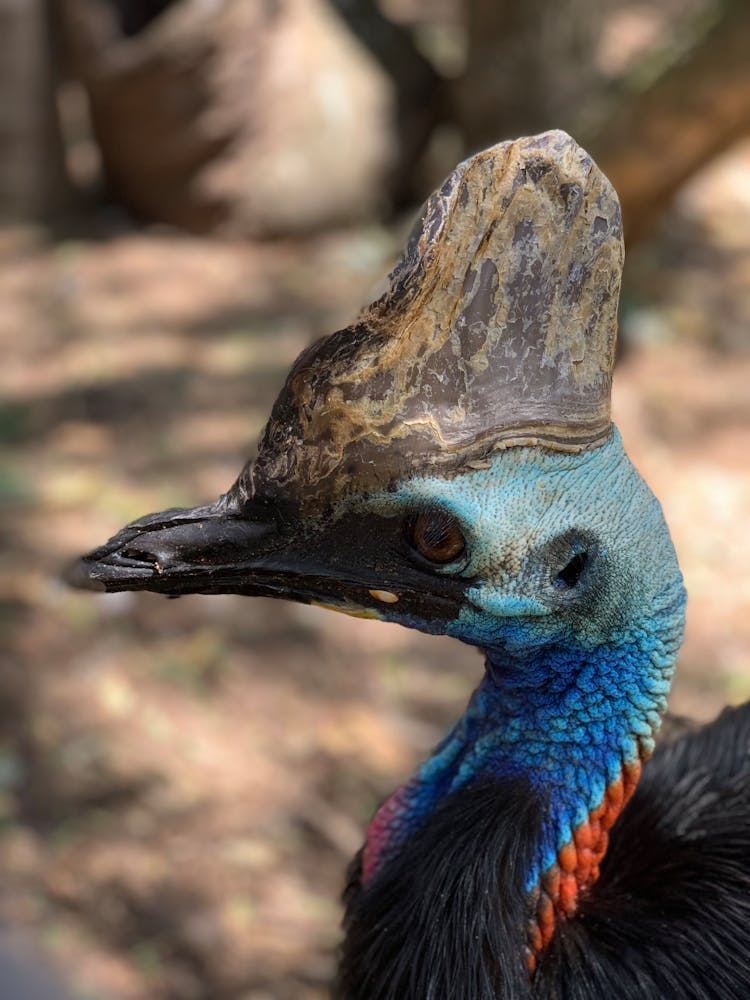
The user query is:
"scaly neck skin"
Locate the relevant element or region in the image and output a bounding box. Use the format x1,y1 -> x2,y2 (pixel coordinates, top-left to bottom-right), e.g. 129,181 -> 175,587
347,431 -> 686,954
362,585 -> 685,943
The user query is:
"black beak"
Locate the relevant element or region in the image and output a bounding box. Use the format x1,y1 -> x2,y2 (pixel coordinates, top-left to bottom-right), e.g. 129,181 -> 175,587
65,458 -> 466,631
66,479 -> 468,624
65,487 -> 312,601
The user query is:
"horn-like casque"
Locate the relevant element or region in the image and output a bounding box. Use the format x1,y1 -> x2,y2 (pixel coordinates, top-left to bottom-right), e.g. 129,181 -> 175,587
245,130 -> 623,511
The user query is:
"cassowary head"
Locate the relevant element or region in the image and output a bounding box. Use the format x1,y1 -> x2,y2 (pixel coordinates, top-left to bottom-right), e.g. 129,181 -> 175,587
70,131 -> 681,656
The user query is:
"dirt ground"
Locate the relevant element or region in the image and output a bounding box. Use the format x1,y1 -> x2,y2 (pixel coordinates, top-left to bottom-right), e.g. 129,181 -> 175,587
1,143 -> 749,999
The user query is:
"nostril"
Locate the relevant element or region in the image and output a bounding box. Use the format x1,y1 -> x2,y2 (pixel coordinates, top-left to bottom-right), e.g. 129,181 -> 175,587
120,546 -> 159,565
554,551 -> 588,589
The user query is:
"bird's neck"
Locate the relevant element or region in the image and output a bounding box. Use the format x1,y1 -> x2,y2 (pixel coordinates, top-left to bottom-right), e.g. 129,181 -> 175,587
362,598 -> 684,956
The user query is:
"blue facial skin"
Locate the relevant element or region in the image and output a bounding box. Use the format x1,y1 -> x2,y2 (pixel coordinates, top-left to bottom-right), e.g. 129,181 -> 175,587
339,428 -> 687,888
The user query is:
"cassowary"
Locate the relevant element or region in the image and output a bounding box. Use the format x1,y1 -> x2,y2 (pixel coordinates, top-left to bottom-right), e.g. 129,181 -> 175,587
70,132 -> 750,998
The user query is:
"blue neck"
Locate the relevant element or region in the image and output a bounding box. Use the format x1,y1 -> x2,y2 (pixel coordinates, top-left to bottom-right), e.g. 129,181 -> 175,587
363,583 -> 685,892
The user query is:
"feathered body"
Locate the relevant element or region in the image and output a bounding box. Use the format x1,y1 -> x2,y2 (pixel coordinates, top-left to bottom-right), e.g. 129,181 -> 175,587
69,132 -> 750,998
340,702 -> 750,999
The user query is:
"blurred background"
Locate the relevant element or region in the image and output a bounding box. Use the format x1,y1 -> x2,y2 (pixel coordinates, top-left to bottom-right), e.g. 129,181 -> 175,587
1,0 -> 749,997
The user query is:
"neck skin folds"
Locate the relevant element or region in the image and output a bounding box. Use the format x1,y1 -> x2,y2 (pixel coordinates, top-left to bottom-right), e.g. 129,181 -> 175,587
362,589 -> 685,942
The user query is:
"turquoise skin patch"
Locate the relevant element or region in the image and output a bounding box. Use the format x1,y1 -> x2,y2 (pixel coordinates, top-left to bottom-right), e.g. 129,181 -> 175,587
342,429 -> 687,890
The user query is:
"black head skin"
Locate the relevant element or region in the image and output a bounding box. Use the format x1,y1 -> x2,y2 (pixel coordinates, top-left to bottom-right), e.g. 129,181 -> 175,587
65,481 -> 468,627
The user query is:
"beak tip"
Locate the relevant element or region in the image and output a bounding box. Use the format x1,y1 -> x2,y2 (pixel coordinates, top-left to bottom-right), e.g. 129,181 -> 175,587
63,557 -> 107,592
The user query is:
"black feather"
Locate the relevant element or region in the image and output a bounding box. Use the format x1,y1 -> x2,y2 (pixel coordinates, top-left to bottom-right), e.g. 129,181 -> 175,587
337,703 -> 750,998
537,700 -> 750,999
337,779 -> 542,1000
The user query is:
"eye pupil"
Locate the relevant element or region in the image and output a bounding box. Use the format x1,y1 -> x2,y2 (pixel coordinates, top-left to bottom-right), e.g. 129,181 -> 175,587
555,551 -> 588,589
408,510 -> 465,565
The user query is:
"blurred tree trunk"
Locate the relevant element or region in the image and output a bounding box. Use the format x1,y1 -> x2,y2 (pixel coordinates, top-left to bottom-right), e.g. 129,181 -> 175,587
106,0 -> 177,37
457,0 -> 612,152
458,0 -> 750,244
331,0 -> 442,204
59,0 -> 438,235
59,0 -> 233,233
591,0 -> 750,243
0,0 -> 71,220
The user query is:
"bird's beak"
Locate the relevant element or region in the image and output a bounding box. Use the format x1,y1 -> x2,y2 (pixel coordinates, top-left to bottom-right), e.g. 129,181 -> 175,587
66,485 -> 318,603
66,474 -> 467,624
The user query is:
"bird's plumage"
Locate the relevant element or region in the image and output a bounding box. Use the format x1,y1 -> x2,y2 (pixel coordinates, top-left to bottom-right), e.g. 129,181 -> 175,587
69,131 -> 750,997
339,701 -> 750,999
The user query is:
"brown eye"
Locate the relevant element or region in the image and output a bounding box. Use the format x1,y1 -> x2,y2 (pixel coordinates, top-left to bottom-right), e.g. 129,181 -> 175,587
407,509 -> 466,565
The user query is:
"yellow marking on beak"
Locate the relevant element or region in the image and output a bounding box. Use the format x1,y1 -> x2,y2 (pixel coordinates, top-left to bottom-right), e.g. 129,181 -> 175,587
368,589 -> 399,604
311,600 -> 382,620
